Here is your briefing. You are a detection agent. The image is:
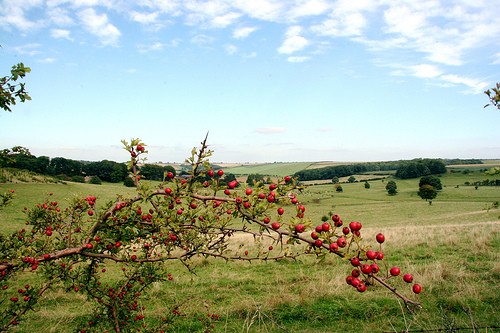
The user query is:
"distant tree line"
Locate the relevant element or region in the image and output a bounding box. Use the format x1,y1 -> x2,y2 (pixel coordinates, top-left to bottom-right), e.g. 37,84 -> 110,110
0,146 -> 176,183
293,159 -> 454,181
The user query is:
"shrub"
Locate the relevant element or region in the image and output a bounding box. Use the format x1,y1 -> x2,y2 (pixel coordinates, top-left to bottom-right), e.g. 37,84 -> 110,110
88,176 -> 102,184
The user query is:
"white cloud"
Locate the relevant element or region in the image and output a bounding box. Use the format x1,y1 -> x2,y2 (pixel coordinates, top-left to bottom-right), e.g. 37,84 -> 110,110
288,0 -> 330,20
130,11 -> 159,24
232,0 -> 286,22
13,43 -> 41,56
137,42 -> 165,53
278,25 -> 309,54
411,64 -> 443,79
51,28 -> 73,40
225,44 -> 237,55
78,8 -> 121,46
233,26 -> 257,39
47,6 -> 74,26
440,74 -> 489,94
255,127 -> 285,134
38,57 -> 57,63
191,34 -> 214,45
288,56 -> 310,63
0,0 -> 44,31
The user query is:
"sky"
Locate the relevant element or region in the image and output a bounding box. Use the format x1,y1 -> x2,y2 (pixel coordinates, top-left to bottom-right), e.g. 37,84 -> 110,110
1,0 -> 500,164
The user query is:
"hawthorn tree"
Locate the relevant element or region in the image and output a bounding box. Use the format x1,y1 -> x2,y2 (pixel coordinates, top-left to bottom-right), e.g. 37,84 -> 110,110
0,137 -> 422,332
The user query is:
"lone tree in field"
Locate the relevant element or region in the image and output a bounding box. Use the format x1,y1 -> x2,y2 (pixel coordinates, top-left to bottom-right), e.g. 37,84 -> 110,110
418,184 -> 437,204
386,180 -> 398,195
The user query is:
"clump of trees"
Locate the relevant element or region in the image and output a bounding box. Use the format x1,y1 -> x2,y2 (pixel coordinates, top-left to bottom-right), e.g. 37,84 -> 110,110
395,159 -> 446,179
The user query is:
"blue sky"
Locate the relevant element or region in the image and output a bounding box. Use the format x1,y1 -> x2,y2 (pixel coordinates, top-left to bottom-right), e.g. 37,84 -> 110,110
1,0 -> 499,163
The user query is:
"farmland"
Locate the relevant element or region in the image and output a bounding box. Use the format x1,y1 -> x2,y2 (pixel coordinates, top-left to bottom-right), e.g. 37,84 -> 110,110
0,167 -> 499,332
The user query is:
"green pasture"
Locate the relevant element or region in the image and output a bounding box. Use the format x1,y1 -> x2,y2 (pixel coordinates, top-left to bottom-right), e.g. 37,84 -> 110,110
223,162 -> 314,177
0,170 -> 499,332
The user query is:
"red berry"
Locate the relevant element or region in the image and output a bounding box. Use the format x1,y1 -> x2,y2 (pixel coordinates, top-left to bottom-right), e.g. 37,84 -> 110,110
336,237 -> 347,248
263,217 -> 271,224
284,175 -> 291,183
351,277 -> 361,288
361,264 -> 372,275
356,283 -> 367,292
85,243 -> 93,249
349,221 -> 362,232
245,188 -> 253,195
390,266 -> 400,276
329,243 -> 338,252
403,274 -> 413,283
412,284 -> 422,294
321,223 -> 330,232
207,170 -> 215,177
217,169 -> 224,176
376,233 -> 385,244
277,207 -> 284,215
350,257 -> 361,267
366,250 -> 377,260
314,239 -> 323,247
294,224 -> 305,233
271,222 -> 280,230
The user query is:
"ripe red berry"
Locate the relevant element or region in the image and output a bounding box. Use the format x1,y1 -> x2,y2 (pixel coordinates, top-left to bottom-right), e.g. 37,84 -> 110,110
314,239 -> 323,247
349,221 -> 362,232
277,207 -> 284,215
356,283 -> 367,292
207,170 -> 215,177
351,277 -> 361,288
217,169 -> 224,176
321,223 -> 330,232
361,264 -> 372,274
390,266 -> 400,276
412,284 -> 422,294
403,274 -> 413,283
329,243 -> 338,252
331,214 -> 341,222
337,237 -> 347,248
263,217 -> 271,224
294,224 -> 305,233
85,243 -> 93,249
271,222 -> 280,230
284,175 -> 291,183
245,188 -> 253,195
376,233 -> 385,244
366,250 -> 377,260
350,257 -> 361,267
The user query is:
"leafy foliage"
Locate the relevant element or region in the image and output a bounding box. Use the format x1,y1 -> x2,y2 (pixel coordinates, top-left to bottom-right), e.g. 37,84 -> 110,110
0,63 -> 31,112
484,82 -> 500,110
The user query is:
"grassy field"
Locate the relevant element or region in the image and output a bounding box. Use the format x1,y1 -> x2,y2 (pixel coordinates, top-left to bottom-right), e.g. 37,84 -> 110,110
0,170 -> 499,332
